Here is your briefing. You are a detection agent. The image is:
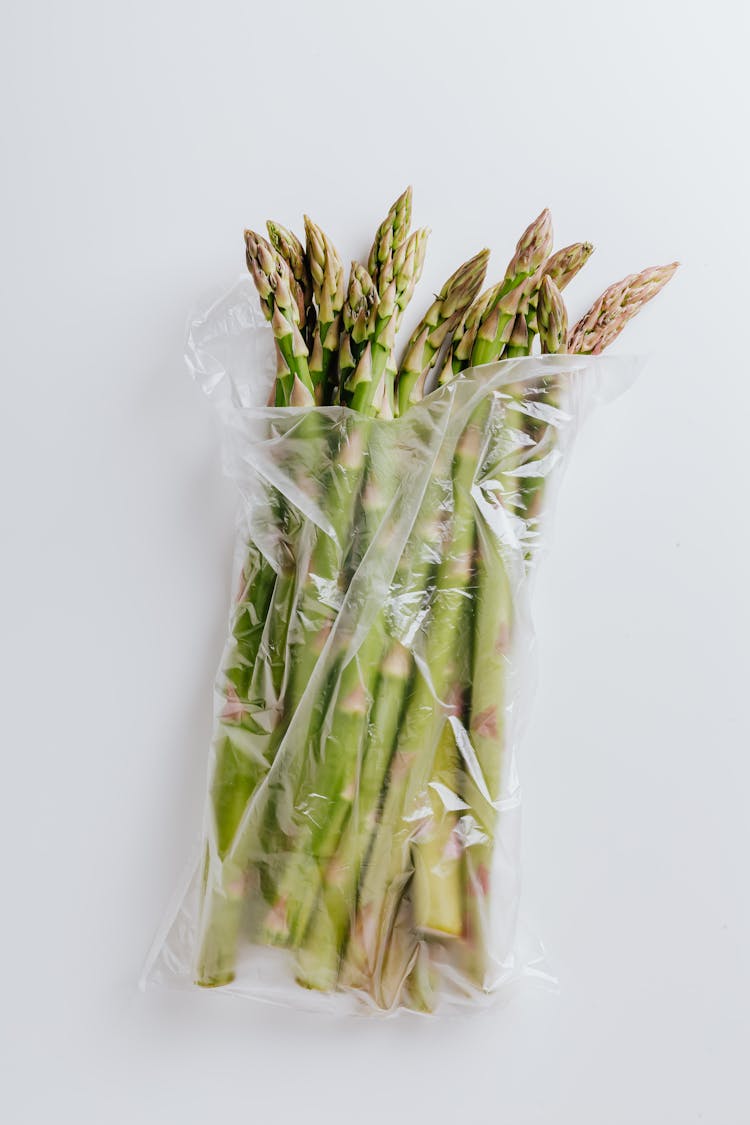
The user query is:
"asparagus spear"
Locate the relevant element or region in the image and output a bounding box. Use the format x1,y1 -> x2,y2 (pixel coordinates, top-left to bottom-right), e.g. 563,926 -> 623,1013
396,248 -> 489,415
527,241 -> 594,332
568,262 -> 679,354
342,229 -> 429,417
368,186 -> 413,295
197,226 -> 338,984
293,640 -> 414,990
267,220 -> 315,344
468,210 -> 553,368
404,213 -> 554,933
341,411 -> 481,994
305,216 -> 346,403
501,241 -> 594,519
337,263 -> 379,401
460,277 -> 568,986
196,282 -> 313,984
405,250 -> 556,980
294,414 -> 459,988
461,264 -> 678,986
435,282 -> 502,383
513,261 -> 679,528
260,489 -> 394,947
538,274 -> 569,355
245,230 -> 316,406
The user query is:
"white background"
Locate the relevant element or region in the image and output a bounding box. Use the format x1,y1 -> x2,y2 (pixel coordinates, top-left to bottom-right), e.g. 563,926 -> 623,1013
1,1 -> 748,1121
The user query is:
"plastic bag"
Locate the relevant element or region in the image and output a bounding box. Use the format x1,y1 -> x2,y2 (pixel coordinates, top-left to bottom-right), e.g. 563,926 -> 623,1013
144,279 -> 638,1014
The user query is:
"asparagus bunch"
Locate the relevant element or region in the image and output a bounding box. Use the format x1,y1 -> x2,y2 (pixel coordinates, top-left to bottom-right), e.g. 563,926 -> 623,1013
194,189 -> 677,1009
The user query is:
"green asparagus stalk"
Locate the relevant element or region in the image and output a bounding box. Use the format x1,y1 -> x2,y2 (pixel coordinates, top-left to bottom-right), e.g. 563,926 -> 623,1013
197,229 -> 333,984
396,249 -> 489,415
538,274 -> 569,355
434,282 -> 500,384
196,418 -> 356,984
245,230 -> 316,406
267,220 -> 315,344
403,214 -> 554,944
513,260 -> 679,528
460,278 -> 567,986
293,640 -> 414,990
258,426 -> 396,947
527,241 -> 594,333
410,717 -> 466,937
368,186 -> 413,295
461,263 -> 678,986
294,417 -> 458,989
305,216 -> 345,403
468,210 -> 553,368
341,411 -> 481,995
343,229 -> 429,417
337,263 -> 379,401
196,262 -> 314,984
502,241 -> 593,518
433,213 -> 557,385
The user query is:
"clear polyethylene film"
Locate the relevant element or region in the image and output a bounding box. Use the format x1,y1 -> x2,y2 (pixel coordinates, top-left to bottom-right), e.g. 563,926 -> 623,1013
144,280 -> 639,1015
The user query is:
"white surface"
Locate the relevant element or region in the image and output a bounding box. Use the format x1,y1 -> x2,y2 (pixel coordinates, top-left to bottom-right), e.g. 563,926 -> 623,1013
1,1 -> 748,1121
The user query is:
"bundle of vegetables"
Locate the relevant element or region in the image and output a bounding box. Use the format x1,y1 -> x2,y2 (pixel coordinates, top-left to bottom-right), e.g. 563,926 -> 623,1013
194,188 -> 676,1010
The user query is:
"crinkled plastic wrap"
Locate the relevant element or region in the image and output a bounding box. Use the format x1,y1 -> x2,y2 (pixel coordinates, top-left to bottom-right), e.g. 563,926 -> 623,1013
144,279 -> 638,1015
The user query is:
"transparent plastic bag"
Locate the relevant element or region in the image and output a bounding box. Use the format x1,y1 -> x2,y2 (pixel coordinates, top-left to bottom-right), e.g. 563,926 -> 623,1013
144,279 -> 638,1015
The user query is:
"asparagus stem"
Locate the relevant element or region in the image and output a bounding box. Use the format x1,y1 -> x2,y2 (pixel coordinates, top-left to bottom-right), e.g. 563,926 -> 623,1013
459,284 -> 565,986
368,187 -> 413,295
341,410 -> 482,993
245,231 -> 315,405
337,263 -> 379,403
294,638 -> 413,990
344,229 -> 429,417
198,224 -> 348,982
267,220 -> 315,344
411,718 -> 465,936
259,426 -> 397,946
461,263 -> 678,986
305,216 -> 345,403
197,234 -> 319,985
294,411 -> 459,989
396,249 -> 489,415
527,241 -> 594,332
469,211 -> 553,368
